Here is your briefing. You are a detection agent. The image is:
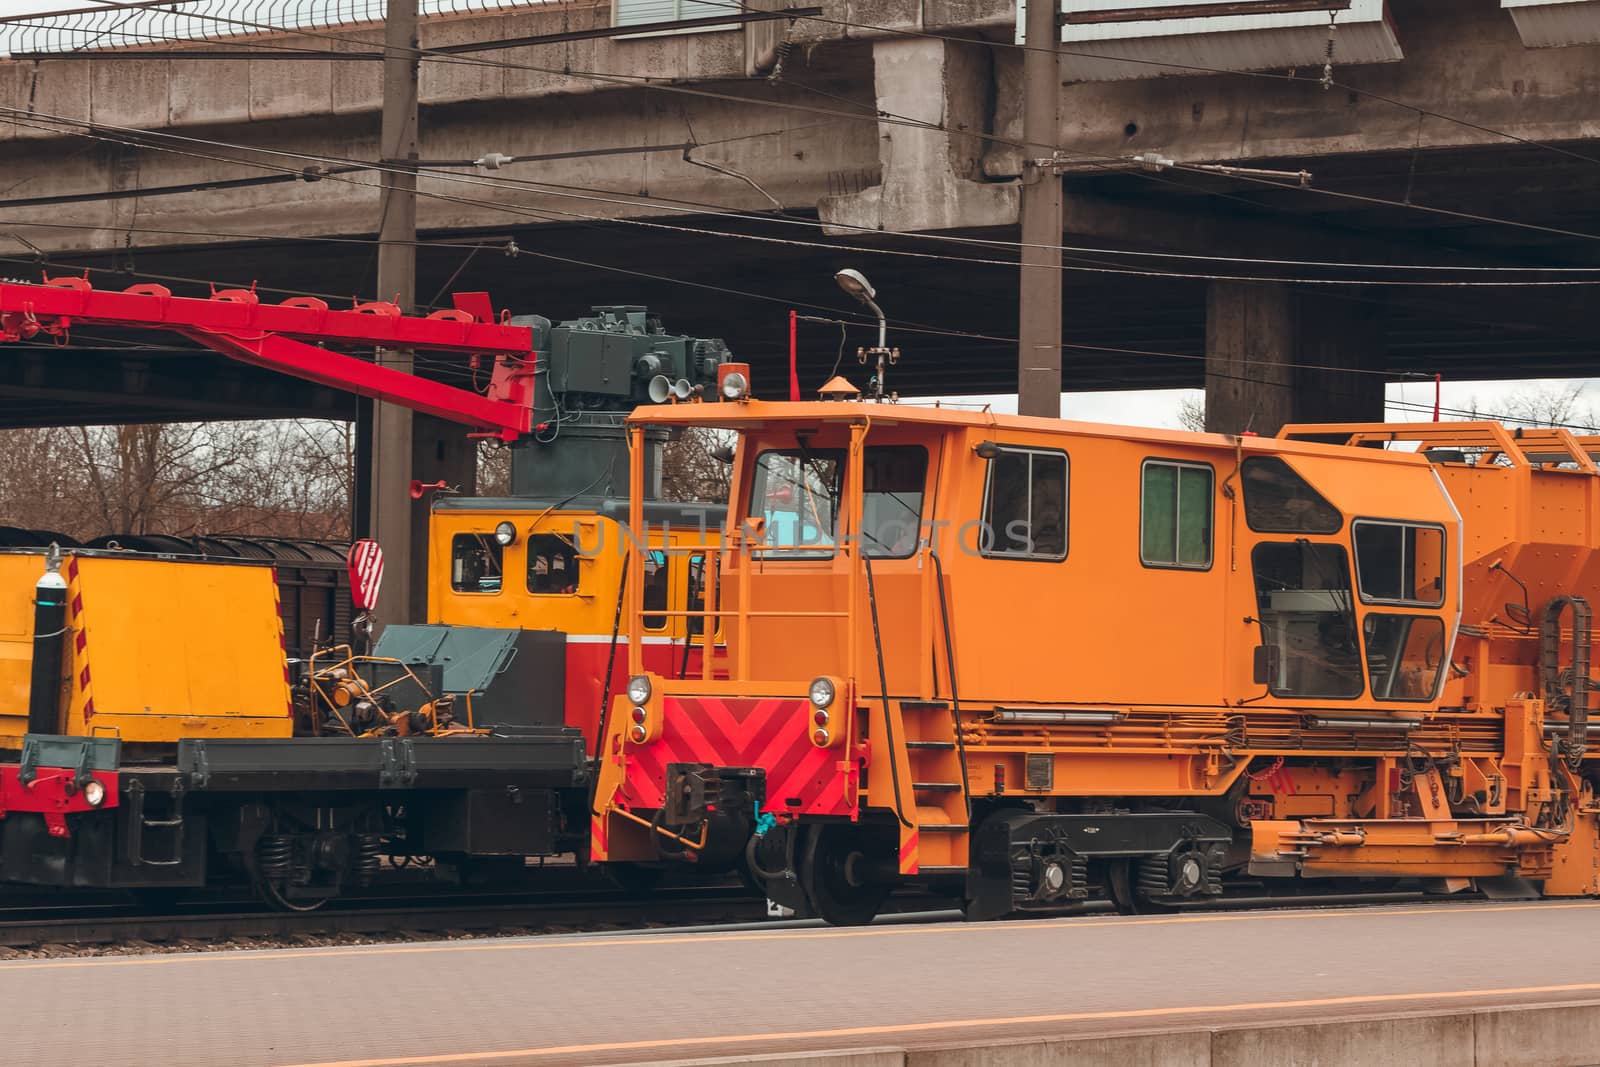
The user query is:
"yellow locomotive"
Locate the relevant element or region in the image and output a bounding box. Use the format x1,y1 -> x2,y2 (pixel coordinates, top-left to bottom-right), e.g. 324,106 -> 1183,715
0,281 -> 730,905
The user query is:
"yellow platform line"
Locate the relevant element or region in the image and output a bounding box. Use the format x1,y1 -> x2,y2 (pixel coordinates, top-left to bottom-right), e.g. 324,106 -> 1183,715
278,981 -> 1600,1067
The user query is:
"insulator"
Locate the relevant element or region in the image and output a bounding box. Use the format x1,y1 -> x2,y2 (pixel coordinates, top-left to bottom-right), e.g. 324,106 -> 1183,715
356,834 -> 382,887
257,834 -> 293,882
766,39 -> 794,83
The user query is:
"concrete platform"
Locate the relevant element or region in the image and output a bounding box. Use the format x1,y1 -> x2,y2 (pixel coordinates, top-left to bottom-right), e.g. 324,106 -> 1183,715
8,900 -> 1600,1066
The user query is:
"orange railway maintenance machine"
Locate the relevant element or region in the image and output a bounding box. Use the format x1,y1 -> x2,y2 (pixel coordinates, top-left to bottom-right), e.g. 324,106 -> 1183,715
0,278 -> 731,904
593,375 -> 1600,923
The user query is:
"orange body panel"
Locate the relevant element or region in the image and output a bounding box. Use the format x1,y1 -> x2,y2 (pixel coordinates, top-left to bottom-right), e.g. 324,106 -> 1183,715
592,403 -> 1600,909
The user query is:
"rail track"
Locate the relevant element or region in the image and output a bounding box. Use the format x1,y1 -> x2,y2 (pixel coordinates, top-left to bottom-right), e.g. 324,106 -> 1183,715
0,877 -> 1494,958
0,884 -> 768,955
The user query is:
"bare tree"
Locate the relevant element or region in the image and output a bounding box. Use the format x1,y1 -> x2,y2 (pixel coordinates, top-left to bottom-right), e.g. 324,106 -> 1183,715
477,439 -> 513,496
1460,381 -> 1596,430
1175,396 -> 1206,433
660,427 -> 734,503
0,419 -> 352,542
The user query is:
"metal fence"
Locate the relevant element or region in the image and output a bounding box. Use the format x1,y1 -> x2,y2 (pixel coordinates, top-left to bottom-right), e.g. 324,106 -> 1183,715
0,1 -> 542,55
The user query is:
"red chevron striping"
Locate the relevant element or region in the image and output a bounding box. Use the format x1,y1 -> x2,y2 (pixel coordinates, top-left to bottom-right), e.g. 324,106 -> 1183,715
899,830 -> 919,874
621,696 -> 855,818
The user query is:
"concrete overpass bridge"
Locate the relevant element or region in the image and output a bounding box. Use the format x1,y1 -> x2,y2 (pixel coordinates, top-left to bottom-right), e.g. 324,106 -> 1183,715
1,0 -> 1599,603
1,0 -> 1598,425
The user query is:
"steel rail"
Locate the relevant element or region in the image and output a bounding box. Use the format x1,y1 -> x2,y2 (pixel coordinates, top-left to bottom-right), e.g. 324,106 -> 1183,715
0,886 -> 763,950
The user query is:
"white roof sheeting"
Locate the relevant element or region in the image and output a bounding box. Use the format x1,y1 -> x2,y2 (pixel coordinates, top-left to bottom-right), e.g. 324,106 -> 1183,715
1502,0 -> 1600,47
1022,0 -> 1404,81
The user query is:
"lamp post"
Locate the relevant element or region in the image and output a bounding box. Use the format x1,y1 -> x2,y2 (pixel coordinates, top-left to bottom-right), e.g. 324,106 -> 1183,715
834,269 -> 897,400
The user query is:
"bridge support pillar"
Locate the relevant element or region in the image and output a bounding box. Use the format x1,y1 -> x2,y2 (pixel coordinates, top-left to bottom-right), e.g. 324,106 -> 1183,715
817,36 -> 1016,235
1205,282 -> 1384,436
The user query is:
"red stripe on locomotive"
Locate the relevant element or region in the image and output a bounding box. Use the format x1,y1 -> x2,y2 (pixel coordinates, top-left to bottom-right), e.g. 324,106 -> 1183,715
622,695 -> 854,818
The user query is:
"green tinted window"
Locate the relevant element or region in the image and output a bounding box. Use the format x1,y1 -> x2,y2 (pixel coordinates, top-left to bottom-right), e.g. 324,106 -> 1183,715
1141,461 -> 1213,569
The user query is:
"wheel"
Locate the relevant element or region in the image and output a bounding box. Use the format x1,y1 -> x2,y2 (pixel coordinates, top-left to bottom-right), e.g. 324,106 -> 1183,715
799,824 -> 890,926
1106,859 -> 1139,915
1105,859 -> 1176,915
258,878 -> 329,912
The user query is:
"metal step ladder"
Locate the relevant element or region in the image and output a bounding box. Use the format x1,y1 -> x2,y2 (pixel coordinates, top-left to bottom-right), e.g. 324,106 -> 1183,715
125,778 -> 187,867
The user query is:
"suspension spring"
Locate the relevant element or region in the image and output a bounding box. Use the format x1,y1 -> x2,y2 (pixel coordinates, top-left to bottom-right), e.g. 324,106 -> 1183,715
1137,855 -> 1169,897
356,834 -> 382,887
256,834 -> 293,882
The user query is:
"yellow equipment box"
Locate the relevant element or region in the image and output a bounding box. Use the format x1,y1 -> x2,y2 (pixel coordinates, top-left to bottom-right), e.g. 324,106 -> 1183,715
0,551 -> 293,748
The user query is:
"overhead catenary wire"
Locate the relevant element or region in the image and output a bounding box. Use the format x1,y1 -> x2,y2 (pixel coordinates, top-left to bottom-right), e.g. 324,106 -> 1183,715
4,109 -> 1596,407
9,0 -> 1593,277
4,246 -> 1596,438
5,10 -> 1600,279
0,9 -> 1587,404
6,10 -> 1600,441
0,169 -> 1586,396
50,0 -> 1600,227
7,102 -> 1600,290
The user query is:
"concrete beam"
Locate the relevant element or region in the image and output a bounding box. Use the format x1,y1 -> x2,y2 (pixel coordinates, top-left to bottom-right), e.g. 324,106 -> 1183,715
0,79 -> 882,256
987,0 -> 1600,177
818,36 -> 1017,235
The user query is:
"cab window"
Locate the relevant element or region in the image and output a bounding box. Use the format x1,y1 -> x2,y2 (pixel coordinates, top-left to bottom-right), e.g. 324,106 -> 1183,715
981,447 -> 1067,560
1242,456 -> 1342,534
1251,541 -> 1362,699
1364,614 -> 1447,701
1353,521 -> 1445,607
451,534 -> 502,594
861,446 -> 927,558
526,534 -> 580,596
686,553 -> 720,638
748,445 -> 928,559
1141,460 -> 1213,569
642,551 -> 668,630
750,449 -> 841,557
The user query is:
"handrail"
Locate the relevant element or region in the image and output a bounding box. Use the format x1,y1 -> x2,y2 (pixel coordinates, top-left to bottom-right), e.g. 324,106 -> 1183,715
864,555 -> 913,829
931,551 -> 972,823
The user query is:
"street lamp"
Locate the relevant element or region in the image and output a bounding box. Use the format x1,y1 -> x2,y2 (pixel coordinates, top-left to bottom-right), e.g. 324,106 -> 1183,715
834,268 -> 898,400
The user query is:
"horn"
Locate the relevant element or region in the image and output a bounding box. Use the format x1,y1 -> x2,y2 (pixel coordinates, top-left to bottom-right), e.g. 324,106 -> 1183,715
409,479 -> 448,500
647,374 -> 672,404
672,378 -> 692,400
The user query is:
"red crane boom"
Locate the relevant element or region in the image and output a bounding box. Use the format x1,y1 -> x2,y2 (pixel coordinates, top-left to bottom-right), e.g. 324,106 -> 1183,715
0,276 -> 538,439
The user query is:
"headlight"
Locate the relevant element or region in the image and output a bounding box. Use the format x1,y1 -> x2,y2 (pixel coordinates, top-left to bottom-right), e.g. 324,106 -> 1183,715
629,724 -> 648,744
626,675 -> 652,705
82,779 -> 106,807
494,521 -> 517,546
630,706 -> 647,724
809,677 -> 835,708
720,371 -> 749,400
